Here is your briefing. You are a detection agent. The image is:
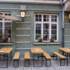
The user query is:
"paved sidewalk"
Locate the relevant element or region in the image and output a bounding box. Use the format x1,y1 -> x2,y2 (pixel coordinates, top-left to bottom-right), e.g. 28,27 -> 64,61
0,60 -> 70,70
0,66 -> 70,70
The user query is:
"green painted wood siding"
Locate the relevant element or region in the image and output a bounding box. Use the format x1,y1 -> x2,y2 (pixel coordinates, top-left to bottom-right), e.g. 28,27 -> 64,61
64,22 -> 70,48
0,3 -> 63,56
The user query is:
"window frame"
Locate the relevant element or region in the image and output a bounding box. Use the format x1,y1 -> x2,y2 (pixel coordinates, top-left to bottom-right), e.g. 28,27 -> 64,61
0,12 -> 12,43
34,13 -> 59,42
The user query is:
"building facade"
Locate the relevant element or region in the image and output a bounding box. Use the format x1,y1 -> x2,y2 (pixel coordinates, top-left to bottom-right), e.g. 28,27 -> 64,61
0,0 -> 70,57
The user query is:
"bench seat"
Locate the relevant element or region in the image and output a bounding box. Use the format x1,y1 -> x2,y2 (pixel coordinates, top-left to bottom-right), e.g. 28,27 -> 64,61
42,51 -> 52,66
13,52 -> 20,67
52,51 -> 66,66
24,51 -> 30,60
43,52 -> 52,60
53,51 -> 66,60
24,51 -> 31,67
13,52 -> 20,60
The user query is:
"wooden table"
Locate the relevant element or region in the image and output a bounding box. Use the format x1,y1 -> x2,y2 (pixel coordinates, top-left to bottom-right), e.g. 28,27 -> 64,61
0,47 -> 13,68
0,47 -> 12,54
59,48 -> 70,65
59,48 -> 70,53
31,47 -> 44,54
30,47 -> 44,66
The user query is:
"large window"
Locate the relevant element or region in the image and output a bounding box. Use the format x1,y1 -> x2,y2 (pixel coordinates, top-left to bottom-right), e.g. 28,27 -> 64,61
34,14 -> 58,42
0,12 -> 12,43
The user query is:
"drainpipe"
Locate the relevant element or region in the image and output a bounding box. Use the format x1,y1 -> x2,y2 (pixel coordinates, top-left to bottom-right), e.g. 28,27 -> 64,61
61,0 -> 64,47
62,23 -> 64,47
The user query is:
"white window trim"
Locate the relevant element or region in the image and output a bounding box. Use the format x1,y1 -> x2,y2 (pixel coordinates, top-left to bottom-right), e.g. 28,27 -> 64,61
34,13 -> 59,42
2,19 -> 5,39
41,15 -> 43,40
57,14 -> 59,41
0,12 -> 12,41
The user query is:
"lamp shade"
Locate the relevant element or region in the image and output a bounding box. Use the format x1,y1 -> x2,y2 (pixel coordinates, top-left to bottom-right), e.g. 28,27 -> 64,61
20,11 -> 25,17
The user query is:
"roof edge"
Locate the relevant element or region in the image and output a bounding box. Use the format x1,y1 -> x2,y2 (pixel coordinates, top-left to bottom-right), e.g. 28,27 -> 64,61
0,1 -> 61,5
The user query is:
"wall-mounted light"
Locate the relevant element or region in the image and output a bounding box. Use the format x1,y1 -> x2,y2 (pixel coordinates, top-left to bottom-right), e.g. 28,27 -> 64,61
20,11 -> 26,17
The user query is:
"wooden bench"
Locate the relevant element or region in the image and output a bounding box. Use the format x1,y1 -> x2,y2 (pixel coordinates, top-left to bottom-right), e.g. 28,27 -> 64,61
13,52 -> 20,67
24,51 -> 31,66
43,51 -> 52,66
52,51 -> 66,66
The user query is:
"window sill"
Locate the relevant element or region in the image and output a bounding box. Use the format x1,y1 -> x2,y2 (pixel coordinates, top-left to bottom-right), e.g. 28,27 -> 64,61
33,42 -> 60,45
0,43 -> 13,45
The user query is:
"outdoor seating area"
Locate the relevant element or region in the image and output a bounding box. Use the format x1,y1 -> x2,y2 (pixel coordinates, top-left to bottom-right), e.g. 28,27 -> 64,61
0,47 -> 70,68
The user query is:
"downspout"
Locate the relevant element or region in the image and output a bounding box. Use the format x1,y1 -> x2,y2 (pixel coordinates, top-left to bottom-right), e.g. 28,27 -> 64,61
61,0 -> 65,47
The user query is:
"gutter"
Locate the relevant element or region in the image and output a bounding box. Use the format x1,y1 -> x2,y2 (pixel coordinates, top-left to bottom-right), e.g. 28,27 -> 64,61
0,1 -> 61,5
61,0 -> 64,47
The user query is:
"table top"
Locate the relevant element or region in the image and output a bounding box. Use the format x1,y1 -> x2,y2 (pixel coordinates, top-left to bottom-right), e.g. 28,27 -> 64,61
0,47 -> 13,54
31,47 -> 44,54
59,48 -> 70,53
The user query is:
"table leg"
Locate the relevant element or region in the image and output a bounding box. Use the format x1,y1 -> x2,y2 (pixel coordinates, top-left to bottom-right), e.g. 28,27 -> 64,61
4,54 -> 8,68
7,54 -> 8,68
0,54 -> 8,68
66,53 -> 68,66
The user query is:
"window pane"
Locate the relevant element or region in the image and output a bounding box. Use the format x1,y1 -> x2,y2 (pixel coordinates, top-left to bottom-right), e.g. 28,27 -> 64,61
51,24 -> 57,40
51,24 -> 57,30
5,22 -> 11,37
36,24 -> 41,40
51,34 -> 57,40
43,24 -> 49,40
52,30 -> 56,34
51,24 -> 57,34
36,24 -> 41,34
3,22 -> 12,43
51,15 -> 57,22
35,14 -> 42,21
5,22 -> 11,28
36,34 -> 41,40
52,24 -> 57,29
43,15 -> 49,22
